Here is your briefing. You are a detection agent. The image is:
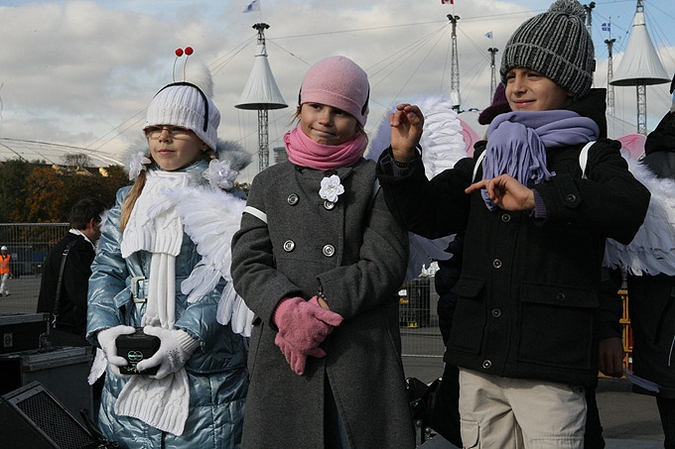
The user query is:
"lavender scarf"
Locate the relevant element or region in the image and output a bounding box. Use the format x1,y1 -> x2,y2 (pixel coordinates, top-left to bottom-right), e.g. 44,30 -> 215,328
480,110 -> 600,210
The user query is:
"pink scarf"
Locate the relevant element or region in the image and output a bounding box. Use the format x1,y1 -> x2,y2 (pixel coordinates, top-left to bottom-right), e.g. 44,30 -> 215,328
284,125 -> 366,170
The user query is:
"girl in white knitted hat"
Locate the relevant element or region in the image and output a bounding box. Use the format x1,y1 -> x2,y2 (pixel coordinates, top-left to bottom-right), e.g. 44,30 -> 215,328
231,55 -> 416,448
87,62 -> 251,448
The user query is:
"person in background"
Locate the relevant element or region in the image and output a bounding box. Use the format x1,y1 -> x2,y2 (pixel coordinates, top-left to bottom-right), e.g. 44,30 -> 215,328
377,0 -> 649,446
0,245 -> 11,297
231,55 -> 415,448
37,198 -> 108,347
625,74 -> 675,449
86,64 -> 250,448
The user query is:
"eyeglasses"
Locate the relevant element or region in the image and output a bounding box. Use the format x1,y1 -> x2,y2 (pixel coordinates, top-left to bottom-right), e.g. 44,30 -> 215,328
145,126 -> 191,140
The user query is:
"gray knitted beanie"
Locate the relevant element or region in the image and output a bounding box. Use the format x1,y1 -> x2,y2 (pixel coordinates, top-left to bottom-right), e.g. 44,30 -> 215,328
500,0 -> 595,98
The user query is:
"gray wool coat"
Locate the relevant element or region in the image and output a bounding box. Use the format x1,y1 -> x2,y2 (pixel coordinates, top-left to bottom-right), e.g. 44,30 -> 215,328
231,158 -> 416,448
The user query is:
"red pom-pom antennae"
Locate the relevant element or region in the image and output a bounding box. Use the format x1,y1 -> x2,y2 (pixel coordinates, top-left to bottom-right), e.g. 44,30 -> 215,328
183,46 -> 194,81
172,48 -> 184,82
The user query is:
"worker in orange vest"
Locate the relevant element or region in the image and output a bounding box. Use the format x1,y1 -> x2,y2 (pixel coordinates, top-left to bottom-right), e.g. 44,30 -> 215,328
0,246 -> 11,297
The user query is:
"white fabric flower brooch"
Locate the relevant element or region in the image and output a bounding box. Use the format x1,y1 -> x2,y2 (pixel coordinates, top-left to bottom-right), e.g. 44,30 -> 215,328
128,151 -> 152,181
319,174 -> 344,203
205,159 -> 239,190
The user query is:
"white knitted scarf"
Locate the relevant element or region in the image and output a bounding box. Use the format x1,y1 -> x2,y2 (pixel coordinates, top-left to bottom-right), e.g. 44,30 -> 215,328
116,169 -> 190,435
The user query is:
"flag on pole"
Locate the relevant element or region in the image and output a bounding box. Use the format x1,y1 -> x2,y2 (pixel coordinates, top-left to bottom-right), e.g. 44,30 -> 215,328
601,22 -> 611,32
485,31 -> 493,39
441,0 -> 454,4
243,0 -> 260,13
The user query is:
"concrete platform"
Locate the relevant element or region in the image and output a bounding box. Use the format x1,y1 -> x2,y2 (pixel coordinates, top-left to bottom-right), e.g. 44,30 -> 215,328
419,434 -> 662,448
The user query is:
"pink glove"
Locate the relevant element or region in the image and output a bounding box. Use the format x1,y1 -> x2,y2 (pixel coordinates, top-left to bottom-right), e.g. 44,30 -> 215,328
136,326 -> 200,379
273,296 -> 343,375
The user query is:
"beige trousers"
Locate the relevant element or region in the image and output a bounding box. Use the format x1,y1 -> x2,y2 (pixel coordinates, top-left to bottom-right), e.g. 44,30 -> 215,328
458,368 -> 586,449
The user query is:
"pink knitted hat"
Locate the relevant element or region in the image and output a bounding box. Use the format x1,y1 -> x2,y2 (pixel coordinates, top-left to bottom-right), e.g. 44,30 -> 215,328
299,56 -> 370,126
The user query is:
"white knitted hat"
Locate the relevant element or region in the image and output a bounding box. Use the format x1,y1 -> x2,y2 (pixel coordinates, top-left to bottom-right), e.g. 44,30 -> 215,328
144,81 -> 220,150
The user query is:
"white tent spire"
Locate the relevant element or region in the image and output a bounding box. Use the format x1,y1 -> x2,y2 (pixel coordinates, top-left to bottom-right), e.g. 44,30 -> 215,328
236,23 -> 288,172
609,0 -> 669,134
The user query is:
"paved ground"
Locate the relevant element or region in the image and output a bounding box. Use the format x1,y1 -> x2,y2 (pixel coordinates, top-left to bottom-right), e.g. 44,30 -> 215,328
0,276 -> 667,447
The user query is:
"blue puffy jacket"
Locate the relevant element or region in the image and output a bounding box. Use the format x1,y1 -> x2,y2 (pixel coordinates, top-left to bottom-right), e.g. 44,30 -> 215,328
87,161 -> 248,448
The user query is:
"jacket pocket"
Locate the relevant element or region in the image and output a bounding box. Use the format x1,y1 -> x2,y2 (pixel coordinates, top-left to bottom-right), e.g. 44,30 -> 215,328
518,283 -> 598,370
448,277 -> 486,354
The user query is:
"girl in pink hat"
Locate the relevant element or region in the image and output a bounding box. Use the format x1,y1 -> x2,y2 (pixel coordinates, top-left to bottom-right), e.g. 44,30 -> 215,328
231,56 -> 416,448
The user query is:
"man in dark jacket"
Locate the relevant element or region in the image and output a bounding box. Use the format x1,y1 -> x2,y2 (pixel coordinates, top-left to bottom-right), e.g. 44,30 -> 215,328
37,198 -> 107,347
626,74 -> 675,449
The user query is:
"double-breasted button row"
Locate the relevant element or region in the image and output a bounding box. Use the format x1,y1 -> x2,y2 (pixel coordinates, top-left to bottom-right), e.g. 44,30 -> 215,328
286,193 -> 337,212
282,240 -> 335,258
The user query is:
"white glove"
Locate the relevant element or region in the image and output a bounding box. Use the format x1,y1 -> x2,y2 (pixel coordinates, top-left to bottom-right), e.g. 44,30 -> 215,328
97,325 -> 137,369
135,326 -> 200,380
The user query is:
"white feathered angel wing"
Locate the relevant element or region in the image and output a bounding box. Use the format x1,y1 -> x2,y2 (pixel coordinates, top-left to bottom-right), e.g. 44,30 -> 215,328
164,185 -> 254,336
603,154 -> 675,276
367,95 -> 473,279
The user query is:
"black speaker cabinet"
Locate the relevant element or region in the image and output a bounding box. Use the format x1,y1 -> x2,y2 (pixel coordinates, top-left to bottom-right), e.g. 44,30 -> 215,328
0,381 -> 96,448
0,313 -> 50,354
0,346 -> 94,423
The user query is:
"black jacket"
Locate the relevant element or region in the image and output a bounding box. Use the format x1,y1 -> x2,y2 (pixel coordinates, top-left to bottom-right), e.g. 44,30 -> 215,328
628,111 -> 675,398
37,232 -> 95,335
377,91 -> 650,388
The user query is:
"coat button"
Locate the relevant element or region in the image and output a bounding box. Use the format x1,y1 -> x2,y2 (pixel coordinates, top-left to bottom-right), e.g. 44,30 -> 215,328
323,200 -> 335,210
322,244 -> 335,257
283,240 -> 295,252
566,194 -> 577,203
501,213 -> 511,223
287,194 -> 299,206
492,259 -> 502,269
491,308 -> 502,318
482,360 -> 492,369
555,292 -> 566,301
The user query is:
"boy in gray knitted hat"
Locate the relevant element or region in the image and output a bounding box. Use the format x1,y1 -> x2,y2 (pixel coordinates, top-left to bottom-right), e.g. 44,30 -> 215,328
377,0 -> 650,447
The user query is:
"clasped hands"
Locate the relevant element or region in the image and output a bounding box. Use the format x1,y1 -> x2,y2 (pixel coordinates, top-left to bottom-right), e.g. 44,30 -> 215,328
273,296 -> 343,375
97,324 -> 199,379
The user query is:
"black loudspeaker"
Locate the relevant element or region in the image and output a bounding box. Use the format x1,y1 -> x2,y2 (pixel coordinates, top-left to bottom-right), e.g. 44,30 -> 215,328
0,381 -> 96,448
0,346 -> 94,423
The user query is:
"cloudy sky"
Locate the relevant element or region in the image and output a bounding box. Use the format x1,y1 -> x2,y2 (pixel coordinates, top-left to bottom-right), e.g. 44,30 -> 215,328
0,0 -> 673,182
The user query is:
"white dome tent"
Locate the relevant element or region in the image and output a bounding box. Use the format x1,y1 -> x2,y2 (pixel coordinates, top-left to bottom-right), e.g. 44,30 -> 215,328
0,137 -> 122,169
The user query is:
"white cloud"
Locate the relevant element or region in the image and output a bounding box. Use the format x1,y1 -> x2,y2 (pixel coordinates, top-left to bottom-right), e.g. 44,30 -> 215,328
0,0 -> 672,182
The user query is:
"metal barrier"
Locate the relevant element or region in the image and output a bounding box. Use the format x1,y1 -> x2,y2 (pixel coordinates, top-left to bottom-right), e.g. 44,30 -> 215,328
0,223 -> 68,314
399,277 -> 444,358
